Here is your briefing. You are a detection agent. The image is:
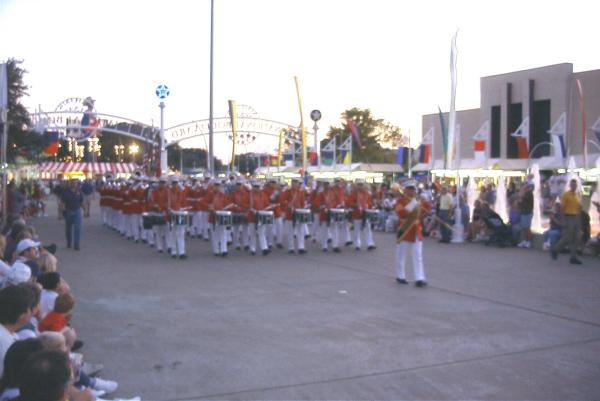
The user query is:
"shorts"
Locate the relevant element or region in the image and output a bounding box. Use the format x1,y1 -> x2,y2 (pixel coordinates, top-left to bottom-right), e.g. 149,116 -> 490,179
83,194 -> 93,204
520,213 -> 532,230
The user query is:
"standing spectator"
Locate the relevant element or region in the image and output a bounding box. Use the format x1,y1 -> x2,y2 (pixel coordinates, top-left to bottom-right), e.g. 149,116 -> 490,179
551,179 -> 582,265
438,186 -> 453,243
508,200 -> 522,246
80,179 -> 94,218
60,179 -> 83,250
6,183 -> 25,221
517,183 -> 534,248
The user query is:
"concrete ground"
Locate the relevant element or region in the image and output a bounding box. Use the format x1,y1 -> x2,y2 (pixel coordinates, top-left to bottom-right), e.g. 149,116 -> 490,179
31,200 -> 600,400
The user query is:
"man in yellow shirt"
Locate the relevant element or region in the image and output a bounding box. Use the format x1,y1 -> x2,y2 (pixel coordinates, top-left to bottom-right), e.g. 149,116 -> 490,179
551,179 -> 582,264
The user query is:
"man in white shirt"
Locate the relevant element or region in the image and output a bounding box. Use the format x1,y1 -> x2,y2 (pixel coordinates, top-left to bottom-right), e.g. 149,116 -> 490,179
7,239 -> 40,286
0,284 -> 34,376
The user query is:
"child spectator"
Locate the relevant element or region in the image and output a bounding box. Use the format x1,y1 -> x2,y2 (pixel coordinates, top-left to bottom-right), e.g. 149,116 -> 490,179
39,293 -> 75,333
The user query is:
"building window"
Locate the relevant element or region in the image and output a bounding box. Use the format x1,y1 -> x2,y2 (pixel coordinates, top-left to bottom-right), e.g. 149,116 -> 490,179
491,105 -> 501,158
507,103 -> 522,159
531,99 -> 551,158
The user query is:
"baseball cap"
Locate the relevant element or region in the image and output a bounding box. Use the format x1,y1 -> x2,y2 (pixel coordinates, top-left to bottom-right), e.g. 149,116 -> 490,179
8,263 -> 32,285
16,239 -> 41,255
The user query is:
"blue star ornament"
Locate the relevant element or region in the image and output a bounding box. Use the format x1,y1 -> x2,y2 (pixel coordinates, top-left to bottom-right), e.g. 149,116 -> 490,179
155,85 -> 170,100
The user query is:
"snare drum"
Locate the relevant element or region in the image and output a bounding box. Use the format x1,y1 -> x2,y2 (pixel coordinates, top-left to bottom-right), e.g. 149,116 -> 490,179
170,210 -> 190,226
142,212 -> 163,229
329,208 -> 347,223
365,209 -> 379,223
257,210 -> 274,225
233,213 -> 247,226
294,208 -> 313,223
215,210 -> 233,226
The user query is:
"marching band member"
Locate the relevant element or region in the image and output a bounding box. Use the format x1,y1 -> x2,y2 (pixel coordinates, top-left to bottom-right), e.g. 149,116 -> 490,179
167,176 -> 189,259
197,175 -> 213,241
187,177 -> 202,238
143,177 -> 156,247
232,181 -> 250,251
149,176 -> 169,254
264,179 -> 284,249
394,180 -> 431,287
247,181 -> 271,256
309,182 -> 321,243
316,180 -> 340,252
281,178 -> 307,254
210,180 -> 233,257
348,179 -> 376,251
332,178 -> 352,246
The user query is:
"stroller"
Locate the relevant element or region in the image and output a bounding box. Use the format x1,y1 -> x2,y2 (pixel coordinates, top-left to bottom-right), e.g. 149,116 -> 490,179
483,215 -> 512,247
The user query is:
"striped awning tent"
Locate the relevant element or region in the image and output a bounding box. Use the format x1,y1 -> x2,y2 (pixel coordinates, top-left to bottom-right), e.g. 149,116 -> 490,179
38,162 -> 139,175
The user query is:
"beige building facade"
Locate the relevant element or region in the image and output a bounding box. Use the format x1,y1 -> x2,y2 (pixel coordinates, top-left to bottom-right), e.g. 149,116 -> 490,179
420,63 -> 600,171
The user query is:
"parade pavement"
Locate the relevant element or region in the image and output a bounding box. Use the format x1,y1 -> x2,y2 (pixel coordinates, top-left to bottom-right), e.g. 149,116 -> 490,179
32,201 -> 600,400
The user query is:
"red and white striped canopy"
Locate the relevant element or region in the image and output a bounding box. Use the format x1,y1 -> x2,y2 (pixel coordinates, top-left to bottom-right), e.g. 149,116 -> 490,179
38,162 -> 139,175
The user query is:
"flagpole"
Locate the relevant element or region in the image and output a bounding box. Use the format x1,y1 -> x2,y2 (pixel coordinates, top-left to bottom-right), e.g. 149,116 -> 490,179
349,133 -> 352,179
408,130 -> 412,178
293,77 -> 307,176
333,136 -> 337,168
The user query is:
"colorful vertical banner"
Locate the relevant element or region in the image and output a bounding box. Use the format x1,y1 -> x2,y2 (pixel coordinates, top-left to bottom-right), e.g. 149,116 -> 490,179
42,131 -> 60,156
294,77 -> 307,171
321,137 -> 336,166
473,120 -> 489,164
547,112 -> 567,160
228,100 -> 237,170
575,79 -> 587,167
346,118 -> 362,148
438,106 -> 448,168
510,116 -> 530,159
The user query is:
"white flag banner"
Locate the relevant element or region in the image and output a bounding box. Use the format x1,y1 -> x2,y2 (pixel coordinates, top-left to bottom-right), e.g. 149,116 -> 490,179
473,120 -> 490,141
422,126 -> 434,145
321,137 -> 336,152
447,30 -> 459,169
590,116 -> 600,132
338,136 -> 352,151
548,112 -> 567,160
510,116 -> 530,142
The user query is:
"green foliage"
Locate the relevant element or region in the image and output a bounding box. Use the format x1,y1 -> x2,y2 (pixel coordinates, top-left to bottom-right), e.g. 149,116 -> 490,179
322,108 -> 405,163
4,59 -> 43,163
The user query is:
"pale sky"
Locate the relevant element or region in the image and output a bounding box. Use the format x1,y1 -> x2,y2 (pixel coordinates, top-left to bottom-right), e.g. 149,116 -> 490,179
1,0 -> 599,162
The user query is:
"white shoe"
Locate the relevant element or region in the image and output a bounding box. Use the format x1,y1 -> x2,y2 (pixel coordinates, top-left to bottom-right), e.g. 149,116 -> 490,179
517,241 -> 525,248
90,389 -> 106,397
93,378 -> 118,393
524,241 -> 531,248
542,241 -> 550,251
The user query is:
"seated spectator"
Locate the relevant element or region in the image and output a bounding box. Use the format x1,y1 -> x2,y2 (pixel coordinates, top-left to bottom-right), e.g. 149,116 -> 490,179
468,199 -> 484,241
38,272 -> 70,319
0,285 -> 33,376
508,200 -> 522,246
39,293 -> 75,333
0,338 -> 45,401
39,331 -> 118,398
543,203 -> 564,250
18,349 -> 72,401
6,239 -> 40,286
16,283 -> 42,340
37,252 -> 58,273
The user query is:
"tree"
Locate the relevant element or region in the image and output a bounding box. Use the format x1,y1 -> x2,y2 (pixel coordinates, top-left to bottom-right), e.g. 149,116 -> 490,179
4,59 -> 42,163
322,108 -> 405,163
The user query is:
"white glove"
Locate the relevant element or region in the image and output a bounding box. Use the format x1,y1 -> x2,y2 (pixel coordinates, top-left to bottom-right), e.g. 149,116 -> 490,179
404,199 -> 417,212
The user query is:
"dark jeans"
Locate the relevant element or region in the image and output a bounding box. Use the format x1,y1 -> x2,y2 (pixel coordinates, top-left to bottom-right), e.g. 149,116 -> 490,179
65,209 -> 81,248
439,209 -> 451,241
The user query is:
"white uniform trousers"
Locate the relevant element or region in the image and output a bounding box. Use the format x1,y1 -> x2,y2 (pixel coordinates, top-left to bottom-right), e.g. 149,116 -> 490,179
311,213 -> 320,240
232,224 -> 249,249
153,224 -> 167,252
248,223 -> 269,253
327,221 -> 344,249
212,224 -> 228,254
101,207 -> 108,225
145,228 -> 154,246
119,212 -> 126,235
320,220 -> 340,249
286,220 -> 306,251
395,240 -> 425,281
131,214 -> 141,241
191,212 -> 201,237
166,224 -> 174,251
270,217 -> 284,247
344,221 -> 352,244
199,211 -> 210,240
170,224 -> 186,256
353,219 -> 375,249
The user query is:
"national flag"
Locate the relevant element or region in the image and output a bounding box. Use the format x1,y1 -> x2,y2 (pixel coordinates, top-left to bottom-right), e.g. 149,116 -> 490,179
416,127 -> 433,165
548,112 -> 567,160
473,120 -> 489,162
309,150 -> 318,166
510,116 -> 529,159
341,150 -> 351,165
259,154 -> 269,167
269,155 -> 279,166
320,137 -> 335,165
590,116 -> 600,143
346,118 -> 362,148
42,131 -> 60,156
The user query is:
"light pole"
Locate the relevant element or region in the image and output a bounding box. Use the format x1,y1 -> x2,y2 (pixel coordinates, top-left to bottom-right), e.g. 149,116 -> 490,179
129,143 -> 139,164
208,0 -> 215,175
155,85 -> 170,176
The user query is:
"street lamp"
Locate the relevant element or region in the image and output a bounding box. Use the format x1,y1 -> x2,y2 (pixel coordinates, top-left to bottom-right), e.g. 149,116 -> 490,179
114,144 -> 125,162
87,136 -> 101,162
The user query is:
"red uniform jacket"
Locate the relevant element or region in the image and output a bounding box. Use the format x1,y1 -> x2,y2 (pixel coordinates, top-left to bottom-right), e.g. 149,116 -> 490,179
347,189 -> 373,220
395,195 -> 431,242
